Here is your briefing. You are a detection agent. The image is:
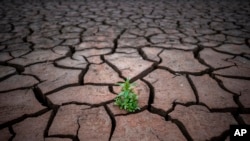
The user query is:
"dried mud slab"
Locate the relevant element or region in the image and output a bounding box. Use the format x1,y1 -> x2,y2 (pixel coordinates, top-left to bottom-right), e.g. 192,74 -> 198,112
240,114 -> 250,125
159,50 -> 207,73
214,56 -> 250,77
142,47 -> 162,62
49,105 -> 89,136
76,41 -> 113,50
190,75 -> 237,109
24,63 -> 81,94
199,48 -> 233,68
169,105 -> 237,141
49,105 -> 111,141
112,110 -> 186,141
13,111 -> 51,141
0,128 -> 12,140
0,89 -> 45,125
0,52 -> 12,62
78,106 -> 111,141
0,75 -> 38,92
144,69 -> 195,112
216,76 -> 250,96
9,49 -> 64,66
48,85 -> 116,105
118,37 -> 149,48
105,53 -> 153,78
216,44 -> 250,55
0,65 -> 16,79
55,57 -> 88,69
74,48 -> 112,58
84,63 -> 122,84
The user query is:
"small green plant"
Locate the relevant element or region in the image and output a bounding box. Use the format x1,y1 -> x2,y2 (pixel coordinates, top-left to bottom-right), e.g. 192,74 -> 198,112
114,78 -> 140,112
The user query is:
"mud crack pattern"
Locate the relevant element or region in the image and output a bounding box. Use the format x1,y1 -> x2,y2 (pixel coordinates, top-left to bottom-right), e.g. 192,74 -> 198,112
0,0 -> 250,140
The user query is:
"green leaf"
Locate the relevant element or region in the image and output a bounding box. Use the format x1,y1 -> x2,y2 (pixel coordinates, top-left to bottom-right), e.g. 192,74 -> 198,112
118,91 -> 124,96
114,78 -> 140,113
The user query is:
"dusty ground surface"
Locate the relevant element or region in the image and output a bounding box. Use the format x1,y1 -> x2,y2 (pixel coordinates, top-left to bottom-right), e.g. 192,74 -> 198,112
0,0 -> 250,140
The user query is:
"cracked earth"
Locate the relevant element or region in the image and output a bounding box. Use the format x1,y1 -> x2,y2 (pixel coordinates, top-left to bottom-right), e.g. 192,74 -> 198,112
0,0 -> 250,140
